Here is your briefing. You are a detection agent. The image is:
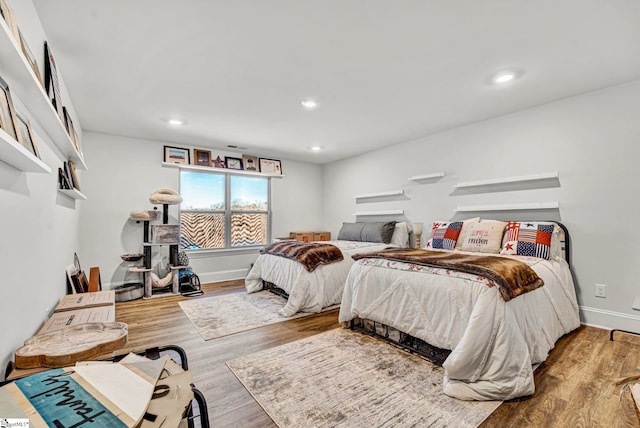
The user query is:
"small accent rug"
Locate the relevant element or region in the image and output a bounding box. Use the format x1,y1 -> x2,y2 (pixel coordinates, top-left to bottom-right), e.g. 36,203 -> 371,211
227,328 -> 501,428
179,291 -> 335,340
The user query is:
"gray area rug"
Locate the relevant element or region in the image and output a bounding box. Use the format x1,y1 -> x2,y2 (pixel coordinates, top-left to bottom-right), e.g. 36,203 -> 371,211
227,328 -> 501,427
179,291 -> 331,340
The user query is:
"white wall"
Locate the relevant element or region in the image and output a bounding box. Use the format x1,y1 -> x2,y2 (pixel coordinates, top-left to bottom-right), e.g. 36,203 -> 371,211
322,80 -> 640,331
0,0 -> 82,375
77,132 -> 324,288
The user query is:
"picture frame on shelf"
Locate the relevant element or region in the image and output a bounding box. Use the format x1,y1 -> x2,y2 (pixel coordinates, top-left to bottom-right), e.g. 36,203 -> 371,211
15,112 -> 39,159
193,149 -> 212,166
63,106 -> 81,154
0,76 -> 19,141
19,30 -> 43,87
63,161 -> 74,188
0,0 -> 19,42
163,145 -> 190,164
44,41 -> 64,121
58,167 -> 71,189
225,156 -> 243,170
259,158 -> 282,175
242,155 -> 258,171
212,156 -> 225,168
67,160 -> 80,190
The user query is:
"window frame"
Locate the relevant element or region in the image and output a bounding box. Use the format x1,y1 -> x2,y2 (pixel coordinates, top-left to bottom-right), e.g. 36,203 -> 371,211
179,169 -> 271,253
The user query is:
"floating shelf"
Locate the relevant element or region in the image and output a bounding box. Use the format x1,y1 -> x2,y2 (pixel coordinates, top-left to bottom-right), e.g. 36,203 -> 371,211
0,19 -> 87,170
58,188 -> 87,200
453,172 -> 559,189
162,162 -> 284,178
454,202 -> 559,212
408,172 -> 446,182
0,127 -> 50,173
353,190 -> 404,199
353,210 -> 404,216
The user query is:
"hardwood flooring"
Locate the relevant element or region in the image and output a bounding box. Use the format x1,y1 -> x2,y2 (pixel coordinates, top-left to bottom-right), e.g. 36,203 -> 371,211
114,280 -> 640,427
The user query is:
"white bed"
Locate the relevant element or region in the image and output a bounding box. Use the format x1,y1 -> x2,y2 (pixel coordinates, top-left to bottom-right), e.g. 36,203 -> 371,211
246,222 -> 411,317
338,220 -> 580,401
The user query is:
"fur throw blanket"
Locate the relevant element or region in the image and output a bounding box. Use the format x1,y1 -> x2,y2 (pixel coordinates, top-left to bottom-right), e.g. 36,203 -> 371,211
352,248 -> 544,301
262,241 -> 344,272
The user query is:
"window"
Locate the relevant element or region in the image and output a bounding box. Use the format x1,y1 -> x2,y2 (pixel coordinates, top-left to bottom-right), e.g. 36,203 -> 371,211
180,170 -> 270,250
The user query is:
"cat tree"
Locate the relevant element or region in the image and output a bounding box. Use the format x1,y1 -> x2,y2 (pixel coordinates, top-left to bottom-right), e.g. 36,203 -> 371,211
127,188 -> 187,298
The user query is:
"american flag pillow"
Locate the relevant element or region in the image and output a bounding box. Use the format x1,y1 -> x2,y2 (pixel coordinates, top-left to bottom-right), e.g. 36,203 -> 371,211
500,221 -> 554,259
425,221 -> 463,250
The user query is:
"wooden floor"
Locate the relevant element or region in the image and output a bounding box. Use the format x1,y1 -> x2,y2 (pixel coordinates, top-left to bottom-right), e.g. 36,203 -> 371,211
115,280 -> 640,427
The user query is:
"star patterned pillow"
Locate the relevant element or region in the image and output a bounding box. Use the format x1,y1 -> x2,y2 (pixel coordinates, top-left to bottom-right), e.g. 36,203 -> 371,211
500,221 -> 554,259
425,221 -> 463,250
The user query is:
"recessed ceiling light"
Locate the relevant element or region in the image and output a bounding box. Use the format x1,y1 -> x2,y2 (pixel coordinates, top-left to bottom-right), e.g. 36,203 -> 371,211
164,118 -> 187,126
491,69 -> 522,85
310,145 -> 322,152
301,97 -> 319,110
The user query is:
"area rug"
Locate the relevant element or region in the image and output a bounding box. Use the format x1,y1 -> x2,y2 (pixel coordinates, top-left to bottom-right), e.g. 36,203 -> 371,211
179,291 -> 335,340
227,328 -> 501,428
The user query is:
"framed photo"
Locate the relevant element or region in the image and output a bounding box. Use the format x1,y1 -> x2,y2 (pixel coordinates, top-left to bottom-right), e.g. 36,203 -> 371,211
0,0 -> 19,42
242,155 -> 258,171
0,76 -> 19,141
67,160 -> 80,189
193,149 -> 212,166
164,145 -> 190,164
19,30 -> 43,87
225,156 -> 243,170
259,158 -> 282,175
44,41 -> 64,121
15,112 -> 40,159
63,106 -> 81,154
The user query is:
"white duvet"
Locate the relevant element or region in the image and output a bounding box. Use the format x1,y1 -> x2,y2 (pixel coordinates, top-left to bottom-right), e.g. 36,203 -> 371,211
338,251 -> 580,401
245,240 -> 394,317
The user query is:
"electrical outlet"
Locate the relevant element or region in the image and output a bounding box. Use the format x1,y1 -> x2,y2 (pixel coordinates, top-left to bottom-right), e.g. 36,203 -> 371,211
595,284 -> 607,298
44,307 -> 51,321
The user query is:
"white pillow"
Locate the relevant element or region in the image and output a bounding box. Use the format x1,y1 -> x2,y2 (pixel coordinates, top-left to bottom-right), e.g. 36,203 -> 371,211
390,222 -> 412,247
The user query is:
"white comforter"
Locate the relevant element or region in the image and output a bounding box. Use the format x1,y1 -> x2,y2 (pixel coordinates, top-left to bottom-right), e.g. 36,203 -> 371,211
338,251 -> 580,401
246,240 -> 393,317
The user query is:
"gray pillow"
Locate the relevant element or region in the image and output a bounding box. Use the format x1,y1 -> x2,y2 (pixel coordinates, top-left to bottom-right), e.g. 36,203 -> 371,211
338,221 -> 397,243
337,222 -> 365,241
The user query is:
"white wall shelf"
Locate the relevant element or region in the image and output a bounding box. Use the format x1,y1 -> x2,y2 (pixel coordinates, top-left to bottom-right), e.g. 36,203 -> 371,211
353,190 -> 404,199
453,172 -> 559,189
353,210 -> 404,216
58,188 -> 87,200
162,162 -> 285,178
454,202 -> 559,212
0,19 -> 87,170
408,172 -> 446,182
0,128 -> 50,173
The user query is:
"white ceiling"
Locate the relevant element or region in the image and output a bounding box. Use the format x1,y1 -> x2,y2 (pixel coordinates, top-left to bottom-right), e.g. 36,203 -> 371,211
32,0 -> 640,164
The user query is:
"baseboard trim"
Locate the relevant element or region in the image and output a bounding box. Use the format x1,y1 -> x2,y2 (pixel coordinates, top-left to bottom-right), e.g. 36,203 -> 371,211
104,269 -> 247,290
579,305 -> 640,332
198,269 -> 247,284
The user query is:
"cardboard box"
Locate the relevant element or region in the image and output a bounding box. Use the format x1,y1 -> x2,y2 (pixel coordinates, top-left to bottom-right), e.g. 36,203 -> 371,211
39,305 -> 116,334
55,290 -> 115,312
289,232 -> 315,243
314,232 -> 331,241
